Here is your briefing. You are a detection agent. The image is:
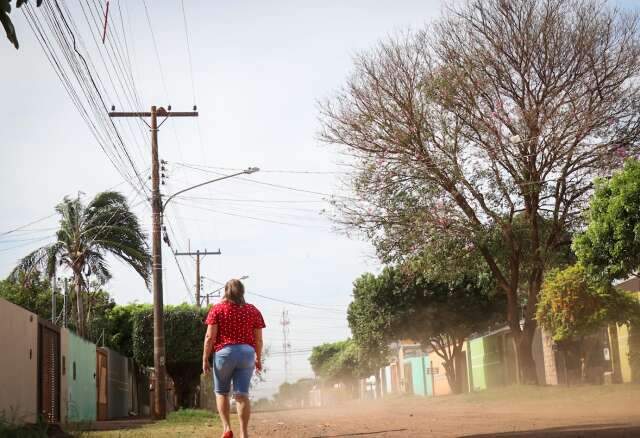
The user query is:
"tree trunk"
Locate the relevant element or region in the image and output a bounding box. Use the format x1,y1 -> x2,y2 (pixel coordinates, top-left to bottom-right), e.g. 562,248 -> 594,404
442,359 -> 461,394
74,271 -> 85,337
515,327 -> 538,384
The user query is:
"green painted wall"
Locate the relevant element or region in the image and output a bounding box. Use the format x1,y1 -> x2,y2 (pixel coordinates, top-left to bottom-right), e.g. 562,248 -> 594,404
404,356 -> 433,397
65,330 -> 97,422
616,293 -> 640,383
469,334 -> 505,391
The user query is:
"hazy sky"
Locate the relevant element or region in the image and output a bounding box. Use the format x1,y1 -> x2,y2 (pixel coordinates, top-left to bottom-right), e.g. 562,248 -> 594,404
1,0 -> 636,399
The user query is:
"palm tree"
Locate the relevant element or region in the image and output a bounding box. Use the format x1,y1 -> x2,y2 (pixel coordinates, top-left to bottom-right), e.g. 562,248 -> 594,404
10,191 -> 150,337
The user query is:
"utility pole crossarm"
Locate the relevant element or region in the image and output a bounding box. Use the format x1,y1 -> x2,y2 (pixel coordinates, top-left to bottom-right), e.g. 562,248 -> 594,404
174,250 -> 221,256
108,111 -> 198,118
174,248 -> 222,309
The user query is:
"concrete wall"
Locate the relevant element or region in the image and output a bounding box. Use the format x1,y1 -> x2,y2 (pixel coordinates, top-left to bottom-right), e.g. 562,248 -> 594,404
60,329 -> 96,423
614,307 -> 639,383
428,351 -> 451,396
384,366 -> 393,393
0,298 -> 39,423
616,280 -> 640,383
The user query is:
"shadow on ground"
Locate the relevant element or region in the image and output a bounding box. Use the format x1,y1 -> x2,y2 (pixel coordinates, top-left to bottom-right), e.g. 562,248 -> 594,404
463,423 -> 640,437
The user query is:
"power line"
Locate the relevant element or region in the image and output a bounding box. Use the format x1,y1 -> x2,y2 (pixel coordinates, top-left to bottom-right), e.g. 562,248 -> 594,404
0,214 -> 57,237
23,1 -> 150,198
0,235 -> 56,254
170,200 -> 330,230
172,199 -> 327,224
180,0 -> 196,105
164,215 -> 195,304
173,162 -> 348,175
141,0 -> 169,100
247,291 -> 346,313
173,163 -> 354,198
178,195 -> 325,204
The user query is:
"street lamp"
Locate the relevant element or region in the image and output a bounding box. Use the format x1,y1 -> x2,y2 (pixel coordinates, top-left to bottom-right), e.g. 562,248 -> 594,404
203,275 -> 249,302
162,167 -> 259,212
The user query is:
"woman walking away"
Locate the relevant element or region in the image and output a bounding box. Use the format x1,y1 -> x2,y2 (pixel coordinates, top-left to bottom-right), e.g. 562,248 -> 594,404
202,278 -> 265,438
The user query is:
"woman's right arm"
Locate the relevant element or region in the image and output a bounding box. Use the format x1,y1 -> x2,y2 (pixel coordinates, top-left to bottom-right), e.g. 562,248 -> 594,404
254,328 -> 263,371
202,324 -> 217,374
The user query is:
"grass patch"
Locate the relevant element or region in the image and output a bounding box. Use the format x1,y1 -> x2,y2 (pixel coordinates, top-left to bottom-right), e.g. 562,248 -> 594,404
85,409 -> 222,438
164,409 -> 214,424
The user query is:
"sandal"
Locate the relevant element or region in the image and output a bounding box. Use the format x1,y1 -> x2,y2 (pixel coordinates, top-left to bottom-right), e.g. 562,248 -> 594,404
223,431 -> 233,438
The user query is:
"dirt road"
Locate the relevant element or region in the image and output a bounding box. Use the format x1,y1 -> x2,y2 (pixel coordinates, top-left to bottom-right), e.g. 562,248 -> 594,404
249,385 -> 640,437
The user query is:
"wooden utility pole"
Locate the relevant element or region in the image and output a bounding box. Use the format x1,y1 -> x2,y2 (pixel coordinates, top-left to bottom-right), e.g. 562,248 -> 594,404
174,249 -> 221,308
63,278 -> 68,328
109,105 -> 198,419
51,276 -> 57,323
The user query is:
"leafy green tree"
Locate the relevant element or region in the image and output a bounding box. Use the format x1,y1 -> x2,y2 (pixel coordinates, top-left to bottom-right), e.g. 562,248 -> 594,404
132,304 -> 208,408
537,264 -> 640,343
310,339 -> 363,395
10,192 -> 151,337
347,273 -> 392,397
273,378 -> 316,408
90,302 -> 150,356
349,264 -> 502,394
1,0 -> 40,49
537,264 -> 640,381
574,159 -> 640,282
0,274 -> 59,319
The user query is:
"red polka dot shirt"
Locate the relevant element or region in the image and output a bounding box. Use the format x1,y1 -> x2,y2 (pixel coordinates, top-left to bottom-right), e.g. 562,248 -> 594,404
205,301 -> 266,352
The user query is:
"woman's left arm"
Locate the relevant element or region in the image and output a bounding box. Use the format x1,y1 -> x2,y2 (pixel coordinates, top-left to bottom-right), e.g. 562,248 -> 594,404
202,324 -> 217,374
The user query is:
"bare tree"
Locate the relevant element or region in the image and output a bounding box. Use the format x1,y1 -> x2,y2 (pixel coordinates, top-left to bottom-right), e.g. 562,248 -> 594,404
320,0 -> 640,383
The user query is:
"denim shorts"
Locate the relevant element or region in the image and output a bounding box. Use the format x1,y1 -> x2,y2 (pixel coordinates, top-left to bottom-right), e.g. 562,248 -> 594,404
213,344 -> 255,397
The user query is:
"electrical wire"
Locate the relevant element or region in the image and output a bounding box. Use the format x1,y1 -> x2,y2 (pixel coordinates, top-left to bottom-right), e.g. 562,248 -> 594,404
23,2 -> 150,199
173,161 -> 348,175
0,214 -> 58,237
171,203 -> 330,230
173,163 -> 354,199
180,0 -> 196,105
246,291 -> 346,313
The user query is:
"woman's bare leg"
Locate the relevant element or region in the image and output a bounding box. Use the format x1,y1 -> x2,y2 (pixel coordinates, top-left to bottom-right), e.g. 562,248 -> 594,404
216,393 -> 232,435
235,395 -> 251,437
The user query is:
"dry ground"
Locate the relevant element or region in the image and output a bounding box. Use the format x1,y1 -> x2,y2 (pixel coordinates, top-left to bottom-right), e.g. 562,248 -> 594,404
87,384 -> 640,437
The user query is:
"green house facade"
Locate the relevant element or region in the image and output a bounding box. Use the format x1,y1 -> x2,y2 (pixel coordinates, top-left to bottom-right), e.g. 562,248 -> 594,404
61,328 -> 97,423
468,330 -> 507,391
403,356 -> 433,397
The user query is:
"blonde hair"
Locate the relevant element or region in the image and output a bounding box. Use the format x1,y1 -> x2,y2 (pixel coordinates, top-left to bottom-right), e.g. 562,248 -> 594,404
223,279 -> 246,305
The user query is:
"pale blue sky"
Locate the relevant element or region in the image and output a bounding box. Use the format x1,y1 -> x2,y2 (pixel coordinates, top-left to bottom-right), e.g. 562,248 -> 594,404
1,0 -> 636,398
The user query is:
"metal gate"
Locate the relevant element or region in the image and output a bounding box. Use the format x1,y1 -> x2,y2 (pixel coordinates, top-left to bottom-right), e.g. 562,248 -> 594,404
96,349 -> 108,420
38,321 -> 60,423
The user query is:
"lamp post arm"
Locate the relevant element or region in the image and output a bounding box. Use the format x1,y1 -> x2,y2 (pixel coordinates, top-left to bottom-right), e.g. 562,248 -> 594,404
162,168 -> 259,211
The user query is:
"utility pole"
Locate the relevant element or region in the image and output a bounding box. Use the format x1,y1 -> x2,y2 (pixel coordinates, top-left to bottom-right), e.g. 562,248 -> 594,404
281,309 -> 291,383
109,105 -> 198,420
174,249 -> 221,308
51,276 -> 57,324
63,278 -> 68,328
